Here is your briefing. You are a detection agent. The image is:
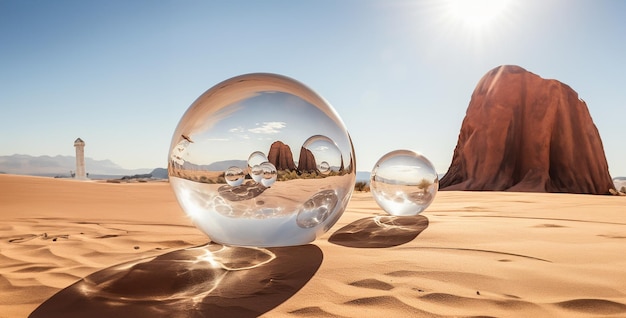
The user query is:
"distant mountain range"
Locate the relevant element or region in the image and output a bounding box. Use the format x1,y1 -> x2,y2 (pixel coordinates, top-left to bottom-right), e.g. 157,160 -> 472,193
10,154 -> 572,186
0,154 -> 158,179
177,160 -> 248,172
0,154 -> 371,182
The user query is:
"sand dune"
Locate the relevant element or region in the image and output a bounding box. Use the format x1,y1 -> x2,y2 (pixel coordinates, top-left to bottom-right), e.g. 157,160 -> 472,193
1,174 -> 625,317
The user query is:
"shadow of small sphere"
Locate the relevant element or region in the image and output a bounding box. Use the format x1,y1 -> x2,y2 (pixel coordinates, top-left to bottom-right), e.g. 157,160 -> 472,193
328,215 -> 429,248
218,180 -> 267,201
30,243 -> 323,318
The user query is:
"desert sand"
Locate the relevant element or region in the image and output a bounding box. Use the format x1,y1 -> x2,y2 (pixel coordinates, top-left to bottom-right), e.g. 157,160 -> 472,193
1,174 -> 625,317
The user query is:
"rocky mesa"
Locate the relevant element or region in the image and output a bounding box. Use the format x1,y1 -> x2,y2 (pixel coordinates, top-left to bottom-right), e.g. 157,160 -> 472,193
440,65 -> 615,194
267,141 -> 297,171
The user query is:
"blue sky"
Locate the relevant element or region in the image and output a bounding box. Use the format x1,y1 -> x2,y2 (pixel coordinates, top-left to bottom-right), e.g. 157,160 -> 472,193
1,0 -> 625,177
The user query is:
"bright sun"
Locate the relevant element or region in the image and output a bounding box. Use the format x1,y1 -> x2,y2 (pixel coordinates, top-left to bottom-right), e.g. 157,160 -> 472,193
444,0 -> 512,29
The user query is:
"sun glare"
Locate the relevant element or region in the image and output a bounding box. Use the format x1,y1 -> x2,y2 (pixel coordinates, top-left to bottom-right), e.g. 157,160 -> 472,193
444,0 -> 511,29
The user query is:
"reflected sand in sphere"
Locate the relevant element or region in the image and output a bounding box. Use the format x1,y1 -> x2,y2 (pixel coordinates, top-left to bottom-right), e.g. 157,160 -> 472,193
170,175 -> 354,247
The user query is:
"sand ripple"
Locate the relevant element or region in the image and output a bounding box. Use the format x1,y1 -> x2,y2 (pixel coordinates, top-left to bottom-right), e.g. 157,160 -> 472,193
1,176 -> 625,317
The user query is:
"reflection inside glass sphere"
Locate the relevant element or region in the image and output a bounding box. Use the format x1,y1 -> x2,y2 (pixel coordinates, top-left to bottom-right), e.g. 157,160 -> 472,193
247,151 -> 267,171
224,166 -> 245,187
370,150 -> 438,216
300,135 -> 343,175
259,162 -> 278,187
296,190 -> 338,228
168,73 -> 356,247
319,161 -> 330,174
250,164 -> 263,183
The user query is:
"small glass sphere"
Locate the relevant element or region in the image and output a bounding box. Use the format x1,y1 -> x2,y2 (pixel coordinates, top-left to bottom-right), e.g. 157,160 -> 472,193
319,161 -> 330,174
250,164 -> 263,183
370,150 -> 438,216
300,135 -> 342,175
224,166 -> 245,187
168,73 -> 356,247
260,162 -> 277,187
247,151 -> 267,171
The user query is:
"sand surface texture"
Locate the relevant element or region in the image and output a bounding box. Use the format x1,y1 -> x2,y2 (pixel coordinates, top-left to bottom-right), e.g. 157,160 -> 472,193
1,174 -> 625,317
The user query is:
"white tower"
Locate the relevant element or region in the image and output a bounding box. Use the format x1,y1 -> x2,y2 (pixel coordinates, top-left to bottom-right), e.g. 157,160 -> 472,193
74,138 -> 87,179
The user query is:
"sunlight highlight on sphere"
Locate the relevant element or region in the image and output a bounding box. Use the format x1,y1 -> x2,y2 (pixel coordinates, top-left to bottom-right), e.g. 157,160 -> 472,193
168,73 -> 356,247
370,150 -> 439,216
296,190 -> 338,228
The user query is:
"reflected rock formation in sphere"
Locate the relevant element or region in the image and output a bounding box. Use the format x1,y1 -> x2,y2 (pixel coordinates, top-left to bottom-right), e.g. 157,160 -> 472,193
168,73 -> 356,247
370,150 -> 438,216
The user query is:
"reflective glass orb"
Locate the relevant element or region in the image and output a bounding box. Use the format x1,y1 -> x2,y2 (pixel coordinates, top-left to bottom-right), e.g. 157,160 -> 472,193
250,164 -> 264,183
319,161 -> 330,174
259,162 -> 277,187
370,150 -> 438,216
300,135 -> 343,175
224,166 -> 245,186
168,73 -> 356,247
247,151 -> 267,171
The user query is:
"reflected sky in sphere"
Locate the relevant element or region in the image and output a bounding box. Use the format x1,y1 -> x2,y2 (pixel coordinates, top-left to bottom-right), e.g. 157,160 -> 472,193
168,73 -> 356,247
182,91 -> 351,167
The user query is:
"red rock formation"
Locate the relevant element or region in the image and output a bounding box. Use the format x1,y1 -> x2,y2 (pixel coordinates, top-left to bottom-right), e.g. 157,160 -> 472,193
297,147 -> 317,173
267,141 -> 296,171
440,65 -> 615,194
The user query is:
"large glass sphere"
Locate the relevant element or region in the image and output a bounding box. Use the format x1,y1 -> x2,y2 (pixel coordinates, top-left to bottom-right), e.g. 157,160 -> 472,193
168,73 -> 356,247
370,150 -> 438,216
